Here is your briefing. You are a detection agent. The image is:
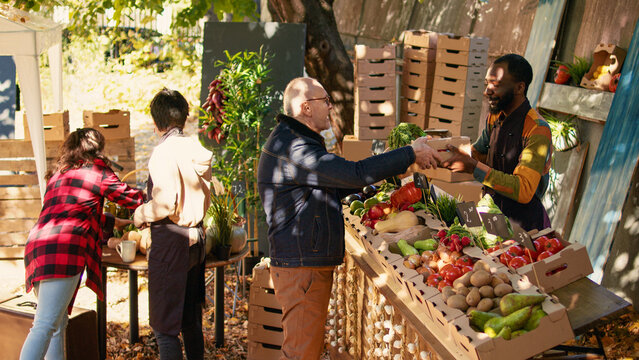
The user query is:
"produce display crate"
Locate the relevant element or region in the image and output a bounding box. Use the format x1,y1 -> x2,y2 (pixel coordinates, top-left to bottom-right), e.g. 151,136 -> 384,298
402,59 -> 436,88
429,116 -> 479,140
83,110 -> 130,140
430,102 -> 481,123
354,44 -> 397,140
430,179 -> 484,203
431,89 -> 482,111
435,34 -> 489,67
341,135 -> 381,162
248,261 -> 283,360
401,30 -> 438,129
435,62 -> 485,81
433,76 -> 483,97
23,111 -> 70,141
436,48 -> 488,67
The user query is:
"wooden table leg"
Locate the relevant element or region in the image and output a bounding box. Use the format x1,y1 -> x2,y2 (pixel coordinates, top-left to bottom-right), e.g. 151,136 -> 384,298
215,265 -> 224,347
129,270 -> 139,344
98,267 -> 107,360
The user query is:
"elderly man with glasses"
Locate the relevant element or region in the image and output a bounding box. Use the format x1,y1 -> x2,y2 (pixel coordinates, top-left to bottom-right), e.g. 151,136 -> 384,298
257,77 -> 440,360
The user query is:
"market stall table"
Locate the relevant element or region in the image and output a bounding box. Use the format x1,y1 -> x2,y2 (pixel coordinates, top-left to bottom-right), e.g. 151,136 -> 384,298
97,245 -> 249,360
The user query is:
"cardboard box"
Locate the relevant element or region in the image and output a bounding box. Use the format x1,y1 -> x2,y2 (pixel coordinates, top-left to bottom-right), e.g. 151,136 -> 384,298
436,48 -> 488,67
401,98 -> 429,115
426,293 -> 466,335
403,67 -> 435,88
356,72 -> 395,87
358,99 -> 395,115
402,84 -> 429,102
248,322 -> 284,346
24,111 -> 70,141
431,179 -> 483,203
249,305 -> 282,327
431,89 -> 482,110
355,113 -> 396,128
355,125 -> 393,140
433,75 -> 484,95
430,102 -> 481,123
403,47 -> 436,62
252,261 -> 274,289
248,341 -> 281,360
249,285 -> 280,309
435,62 -> 486,81
403,30 -> 438,49
580,43 -> 627,91
436,34 -> 489,53
356,86 -> 395,101
342,135 -> 374,161
429,117 -> 478,139
414,164 -> 474,182
83,110 -> 130,139
355,44 -> 396,60
400,111 -> 428,129
356,58 -> 395,75
403,57 -> 436,76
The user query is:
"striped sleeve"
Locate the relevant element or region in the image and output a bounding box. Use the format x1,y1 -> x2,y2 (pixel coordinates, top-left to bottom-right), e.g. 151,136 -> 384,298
473,112 -> 552,204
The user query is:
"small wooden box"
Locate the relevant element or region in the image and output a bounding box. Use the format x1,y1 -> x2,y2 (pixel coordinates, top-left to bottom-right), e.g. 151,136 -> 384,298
83,110 -> 130,139
24,111 -> 70,141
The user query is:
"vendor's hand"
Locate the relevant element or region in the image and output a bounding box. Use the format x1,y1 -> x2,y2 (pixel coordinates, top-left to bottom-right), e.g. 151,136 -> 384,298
114,217 -> 133,231
411,137 -> 442,169
440,144 -> 478,173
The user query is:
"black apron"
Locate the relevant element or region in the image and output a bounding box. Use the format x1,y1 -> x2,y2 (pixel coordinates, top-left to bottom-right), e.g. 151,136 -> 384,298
146,175 -> 206,335
485,101 -> 549,231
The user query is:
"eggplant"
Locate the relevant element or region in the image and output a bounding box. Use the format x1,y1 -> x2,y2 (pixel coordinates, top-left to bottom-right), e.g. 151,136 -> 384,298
362,185 -> 377,197
342,193 -> 362,206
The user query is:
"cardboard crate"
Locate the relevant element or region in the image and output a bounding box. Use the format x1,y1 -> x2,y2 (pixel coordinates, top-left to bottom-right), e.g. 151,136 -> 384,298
415,164 -> 474,182
403,30 -> 438,49
249,285 -> 280,309
580,43 -> 627,91
425,136 -> 472,160
248,341 -> 281,360
402,84 -> 429,102
400,111 -> 428,129
404,57 -> 436,76
431,179 -> 483,203
431,89 -> 482,110
356,59 -> 395,75
436,34 -> 489,53
358,99 -> 395,115
401,97 -> 429,115
356,113 -> 396,128
355,125 -> 393,140
436,48 -> 488,67
433,75 -> 484,95
23,111 -> 70,141
403,46 -> 436,62
355,44 -> 396,60
252,261 -> 274,289
249,305 -> 282,328
342,135 -> 375,161
429,117 -> 478,139
430,103 -> 481,123
248,322 -> 284,346
83,110 -> 130,139
356,72 -> 395,87
435,62 -> 485,81
356,86 -> 395,101
426,293 -> 466,336
403,65 -> 435,88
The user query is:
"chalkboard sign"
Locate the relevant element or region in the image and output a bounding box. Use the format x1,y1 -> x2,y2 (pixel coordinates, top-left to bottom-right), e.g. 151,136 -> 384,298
480,213 -> 511,239
413,172 -> 429,189
511,224 -> 536,251
456,202 -> 482,227
371,139 -> 386,155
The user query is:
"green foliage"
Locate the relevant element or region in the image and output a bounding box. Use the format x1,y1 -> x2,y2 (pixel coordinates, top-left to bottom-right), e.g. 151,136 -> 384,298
540,109 -> 579,152
427,193 -> 461,226
200,47 -> 277,210
551,56 -> 592,86
387,123 -> 426,150
206,191 -> 236,246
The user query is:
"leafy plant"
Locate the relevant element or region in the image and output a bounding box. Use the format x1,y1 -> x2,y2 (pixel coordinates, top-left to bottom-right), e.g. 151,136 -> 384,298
387,123 -> 425,150
206,191 -> 237,247
199,47 -> 277,210
427,193 -> 461,226
551,56 -> 592,86
540,110 -> 579,152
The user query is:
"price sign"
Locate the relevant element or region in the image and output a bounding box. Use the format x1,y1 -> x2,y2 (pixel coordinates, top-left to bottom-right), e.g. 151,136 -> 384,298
511,224 -> 536,251
413,172 -> 429,189
479,213 -> 511,239
455,202 -> 482,227
371,140 -> 386,155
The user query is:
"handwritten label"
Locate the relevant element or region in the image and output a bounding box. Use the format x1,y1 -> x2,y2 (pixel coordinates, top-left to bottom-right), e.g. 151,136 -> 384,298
413,172 -> 429,189
511,224 -> 536,251
479,213 -> 511,239
455,202 -> 482,227
371,140 -> 386,155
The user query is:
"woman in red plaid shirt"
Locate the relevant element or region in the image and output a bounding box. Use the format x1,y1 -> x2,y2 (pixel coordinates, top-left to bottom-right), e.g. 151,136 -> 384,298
20,128 -> 145,360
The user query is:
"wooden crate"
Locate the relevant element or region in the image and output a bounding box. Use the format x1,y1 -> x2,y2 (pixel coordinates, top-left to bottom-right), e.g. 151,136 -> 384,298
83,110 -> 130,140
24,111 -> 70,141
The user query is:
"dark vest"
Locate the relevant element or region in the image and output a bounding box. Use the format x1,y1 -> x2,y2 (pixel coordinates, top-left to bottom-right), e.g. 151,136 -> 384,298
485,100 -> 549,231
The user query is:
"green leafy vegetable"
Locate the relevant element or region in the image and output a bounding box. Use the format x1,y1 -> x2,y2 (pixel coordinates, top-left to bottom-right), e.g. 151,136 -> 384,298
387,123 -> 426,150
427,194 -> 460,226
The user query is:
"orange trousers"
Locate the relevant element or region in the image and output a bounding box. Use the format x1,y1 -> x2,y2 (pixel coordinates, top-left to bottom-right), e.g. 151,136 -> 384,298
270,266 -> 335,360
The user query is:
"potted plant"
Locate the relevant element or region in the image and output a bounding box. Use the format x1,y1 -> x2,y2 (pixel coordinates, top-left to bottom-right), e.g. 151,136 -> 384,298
550,56 -> 591,86
205,192 -> 236,260
541,110 -> 580,152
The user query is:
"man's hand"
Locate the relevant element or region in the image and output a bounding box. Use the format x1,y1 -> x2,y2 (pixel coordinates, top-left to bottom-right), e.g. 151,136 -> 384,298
114,217 -> 134,231
441,144 -> 478,173
411,137 -> 442,169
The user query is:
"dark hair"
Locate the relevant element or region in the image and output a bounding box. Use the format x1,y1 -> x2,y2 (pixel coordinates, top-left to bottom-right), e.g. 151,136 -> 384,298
150,88 -> 189,131
47,128 -> 109,180
493,54 -> 533,95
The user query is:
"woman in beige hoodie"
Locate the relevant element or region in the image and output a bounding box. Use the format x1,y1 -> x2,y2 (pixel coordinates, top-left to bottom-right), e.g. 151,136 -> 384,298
134,88 -> 212,360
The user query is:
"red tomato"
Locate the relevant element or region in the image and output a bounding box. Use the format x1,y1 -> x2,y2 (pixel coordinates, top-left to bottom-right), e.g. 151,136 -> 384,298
507,245 -> 524,257
455,256 -> 474,268
533,240 -> 545,253
554,65 -> 571,84
426,273 -> 443,288
610,73 -> 621,93
499,252 -> 513,266
524,248 -> 538,263
544,238 -> 564,254
437,279 -> 453,292
537,251 -> 554,261
487,245 -> 501,253
509,256 -> 528,269
460,265 -> 474,274
442,266 -> 463,282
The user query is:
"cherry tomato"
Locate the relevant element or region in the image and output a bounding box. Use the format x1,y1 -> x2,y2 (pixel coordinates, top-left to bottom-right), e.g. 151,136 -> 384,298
554,65 -> 571,84
460,265 -> 474,274
499,252 -> 513,266
537,251 -> 554,261
524,248 -> 538,263
544,238 -> 564,254
507,245 -> 524,257
455,255 -> 474,268
442,266 -> 463,282
437,279 -> 453,292
508,256 -> 528,269
426,273 -> 443,288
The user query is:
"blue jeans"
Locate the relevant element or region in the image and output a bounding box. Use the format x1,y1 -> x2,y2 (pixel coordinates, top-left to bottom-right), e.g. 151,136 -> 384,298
20,273 -> 81,360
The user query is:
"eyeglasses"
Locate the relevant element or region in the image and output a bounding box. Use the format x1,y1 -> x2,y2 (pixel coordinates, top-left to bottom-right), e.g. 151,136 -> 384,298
305,96 -> 331,105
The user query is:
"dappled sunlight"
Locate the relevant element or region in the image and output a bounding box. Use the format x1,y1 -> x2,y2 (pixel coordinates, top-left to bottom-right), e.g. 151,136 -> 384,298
612,252 -> 629,271
623,207 -> 639,235
603,209 -> 622,224
565,293 -> 580,311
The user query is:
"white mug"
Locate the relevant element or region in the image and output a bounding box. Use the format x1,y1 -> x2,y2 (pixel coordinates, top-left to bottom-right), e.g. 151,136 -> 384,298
116,240 -> 137,263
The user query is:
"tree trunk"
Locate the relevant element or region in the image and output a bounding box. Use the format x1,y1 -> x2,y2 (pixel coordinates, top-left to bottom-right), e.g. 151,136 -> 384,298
267,0 -> 354,142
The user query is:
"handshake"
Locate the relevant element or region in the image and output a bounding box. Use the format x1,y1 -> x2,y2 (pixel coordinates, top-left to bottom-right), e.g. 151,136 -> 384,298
410,137 -> 477,173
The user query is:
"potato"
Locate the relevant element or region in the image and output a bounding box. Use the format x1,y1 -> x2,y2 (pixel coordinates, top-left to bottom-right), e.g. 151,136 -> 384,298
441,286 -> 456,302
470,270 -> 491,287
496,272 -> 511,284
447,295 -> 468,311
403,260 -> 416,270
466,288 -> 481,307
491,276 -> 505,288
455,285 -> 470,296
476,298 -> 493,312
493,283 -> 513,297
479,285 -> 494,298
466,306 -> 477,315
453,271 -> 473,288
473,260 -> 491,273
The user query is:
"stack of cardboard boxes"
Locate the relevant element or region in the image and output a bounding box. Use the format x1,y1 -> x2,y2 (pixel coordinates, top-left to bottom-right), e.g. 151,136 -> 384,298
429,34 -> 489,140
343,44 -> 398,161
400,30 -> 438,129
247,261 -> 283,360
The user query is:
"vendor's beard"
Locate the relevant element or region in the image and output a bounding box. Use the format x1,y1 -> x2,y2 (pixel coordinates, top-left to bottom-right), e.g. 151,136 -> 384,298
488,89 -> 514,114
